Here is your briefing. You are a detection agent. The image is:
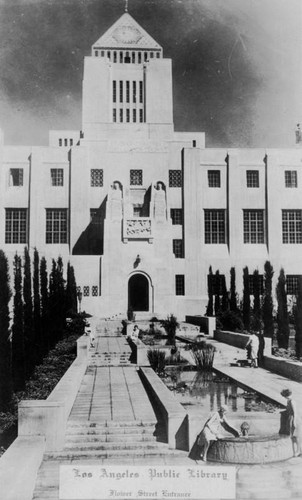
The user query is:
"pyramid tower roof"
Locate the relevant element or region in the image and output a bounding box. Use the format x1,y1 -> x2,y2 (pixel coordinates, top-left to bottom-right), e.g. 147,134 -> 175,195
92,13 -> 162,50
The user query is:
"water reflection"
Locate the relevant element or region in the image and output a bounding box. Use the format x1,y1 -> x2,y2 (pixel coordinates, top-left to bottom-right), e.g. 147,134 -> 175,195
164,368 -> 278,415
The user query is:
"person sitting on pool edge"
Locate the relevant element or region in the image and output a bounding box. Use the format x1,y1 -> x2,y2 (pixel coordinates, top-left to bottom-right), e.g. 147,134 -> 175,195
197,405 -> 240,461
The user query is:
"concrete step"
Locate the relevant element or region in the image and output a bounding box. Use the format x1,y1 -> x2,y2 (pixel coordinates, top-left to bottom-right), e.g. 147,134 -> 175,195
65,426 -> 155,436
65,433 -> 156,444
63,441 -> 164,451
67,420 -> 157,428
45,445 -> 183,460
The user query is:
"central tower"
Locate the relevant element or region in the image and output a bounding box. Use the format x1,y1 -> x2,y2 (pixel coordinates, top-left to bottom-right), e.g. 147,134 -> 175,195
82,11 -> 174,141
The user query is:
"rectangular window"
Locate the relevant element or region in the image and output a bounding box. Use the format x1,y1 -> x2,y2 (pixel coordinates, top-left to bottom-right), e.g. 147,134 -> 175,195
90,169 -> 103,187
83,286 -> 90,297
126,81 -> 130,103
70,139 -> 73,146
113,81 -> 116,103
286,275 -> 302,294
133,109 -> 136,122
133,205 -> 142,217
113,109 -> 117,122
170,208 -> 183,225
246,170 -> 259,188
243,210 -> 265,244
248,274 -> 264,295
45,209 -> 68,244
208,170 -> 221,187
5,208 -> 27,244
126,109 -> 130,122
175,275 -> 185,296
92,286 -> 98,296
285,170 -> 297,188
173,239 -> 184,258
133,81 -> 136,103
282,210 -> 302,243
9,168 -> 24,186
130,169 -> 143,186
169,170 -> 182,187
119,81 -> 123,102
139,109 -> 143,122
64,139 -> 68,147
120,109 -> 123,122
138,52 -> 142,64
51,168 -> 64,186
204,209 -> 226,244
139,81 -> 143,103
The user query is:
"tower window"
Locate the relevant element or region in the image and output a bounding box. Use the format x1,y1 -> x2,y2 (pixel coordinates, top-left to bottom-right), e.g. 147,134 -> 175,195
5,208 -> 27,244
64,138 -> 68,147
133,81 -> 136,103
150,52 -> 154,58
9,168 -> 24,186
169,170 -> 182,187
132,52 -> 135,63
113,81 -> 116,103
113,109 -> 117,122
45,209 -> 68,244
144,52 -> 148,61
175,275 -> 185,296
70,139 -> 73,146
120,51 -> 123,63
94,50 -> 98,57
51,168 -> 64,186
126,109 -> 130,122
285,170 -> 297,188
133,109 -> 136,122
119,81 -> 123,102
120,109 -> 123,122
126,81 -> 130,103
59,139 -> 62,147
139,81 -> 143,103
101,50 -> 105,57
107,51 -> 111,59
113,51 -> 117,62
246,170 -> 259,188
91,169 -> 103,187
139,109 -> 143,123
130,169 -> 143,186
138,52 -> 142,64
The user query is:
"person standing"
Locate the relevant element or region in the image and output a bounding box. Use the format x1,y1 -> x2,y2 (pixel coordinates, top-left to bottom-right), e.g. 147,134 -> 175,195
245,332 -> 259,368
280,388 -> 301,457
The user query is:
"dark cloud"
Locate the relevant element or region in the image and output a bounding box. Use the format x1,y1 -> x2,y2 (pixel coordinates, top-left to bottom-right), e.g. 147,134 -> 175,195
0,0 -> 301,147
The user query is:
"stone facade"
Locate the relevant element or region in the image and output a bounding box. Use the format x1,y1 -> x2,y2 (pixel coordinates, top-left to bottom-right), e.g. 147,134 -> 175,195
1,11 -> 302,319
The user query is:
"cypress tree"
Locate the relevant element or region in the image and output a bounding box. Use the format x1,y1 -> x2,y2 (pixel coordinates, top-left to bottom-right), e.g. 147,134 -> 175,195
276,268 -> 289,348
66,262 -> 77,315
263,261 -> 274,338
40,256 -> 49,355
23,247 -> 34,377
56,256 -> 66,339
221,274 -> 229,312
214,270 -> 221,316
294,276 -> 302,358
252,269 -> 262,331
230,267 -> 237,312
243,266 -> 250,331
33,248 -> 42,364
0,250 -> 13,410
12,254 -> 26,391
48,259 -> 58,347
206,266 -> 214,316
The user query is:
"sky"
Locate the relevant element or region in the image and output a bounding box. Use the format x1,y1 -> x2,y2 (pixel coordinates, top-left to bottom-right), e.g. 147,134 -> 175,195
0,0 -> 301,148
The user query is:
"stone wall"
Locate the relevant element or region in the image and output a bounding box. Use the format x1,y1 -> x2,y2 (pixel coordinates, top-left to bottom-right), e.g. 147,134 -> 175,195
264,355 -> 302,382
214,330 -> 272,356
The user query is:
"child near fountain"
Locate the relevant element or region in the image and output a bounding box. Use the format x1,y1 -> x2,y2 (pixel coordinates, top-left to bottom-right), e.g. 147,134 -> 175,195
197,405 -> 240,461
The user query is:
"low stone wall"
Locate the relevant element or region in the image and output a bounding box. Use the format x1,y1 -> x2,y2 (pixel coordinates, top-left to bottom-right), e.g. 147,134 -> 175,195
185,316 -> 216,337
214,330 -> 272,356
264,355 -> 302,382
139,367 -> 187,450
0,334 -> 88,500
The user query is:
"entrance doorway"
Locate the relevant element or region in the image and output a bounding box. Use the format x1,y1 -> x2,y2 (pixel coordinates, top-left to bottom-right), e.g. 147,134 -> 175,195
128,274 -> 149,311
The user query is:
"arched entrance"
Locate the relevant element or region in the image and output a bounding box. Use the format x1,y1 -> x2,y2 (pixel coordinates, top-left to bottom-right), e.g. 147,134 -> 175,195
128,273 -> 149,311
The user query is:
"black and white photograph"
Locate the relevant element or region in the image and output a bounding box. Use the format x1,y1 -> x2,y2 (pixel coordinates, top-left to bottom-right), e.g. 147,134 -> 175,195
0,1 -> 302,499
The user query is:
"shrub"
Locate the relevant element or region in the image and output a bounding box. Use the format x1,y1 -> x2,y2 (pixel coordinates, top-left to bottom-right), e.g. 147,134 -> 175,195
187,341 -> 216,371
147,349 -> 166,374
160,314 -> 179,346
218,310 -> 243,332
